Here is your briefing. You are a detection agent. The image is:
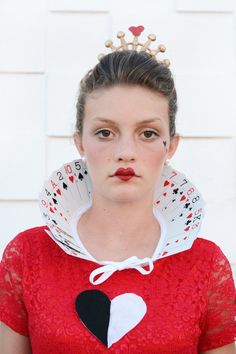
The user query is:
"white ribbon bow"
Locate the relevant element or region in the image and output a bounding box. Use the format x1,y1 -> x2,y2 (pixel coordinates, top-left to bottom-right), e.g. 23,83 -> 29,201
89,256 -> 154,285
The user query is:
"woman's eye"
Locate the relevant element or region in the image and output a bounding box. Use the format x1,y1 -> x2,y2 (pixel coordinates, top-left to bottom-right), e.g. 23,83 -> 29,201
95,129 -> 112,138
142,130 -> 159,139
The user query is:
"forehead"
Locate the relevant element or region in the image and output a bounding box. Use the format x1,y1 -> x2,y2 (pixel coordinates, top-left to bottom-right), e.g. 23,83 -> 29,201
84,85 -> 168,124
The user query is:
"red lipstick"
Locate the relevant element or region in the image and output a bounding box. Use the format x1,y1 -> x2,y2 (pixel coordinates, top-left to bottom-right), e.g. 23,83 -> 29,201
113,168 -> 136,181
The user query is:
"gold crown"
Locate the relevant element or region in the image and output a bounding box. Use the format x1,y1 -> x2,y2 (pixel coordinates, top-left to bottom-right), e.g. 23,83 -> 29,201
98,25 -> 170,67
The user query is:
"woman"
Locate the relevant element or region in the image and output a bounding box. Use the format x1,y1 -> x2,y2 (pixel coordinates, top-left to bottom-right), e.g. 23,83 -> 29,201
0,27 -> 235,353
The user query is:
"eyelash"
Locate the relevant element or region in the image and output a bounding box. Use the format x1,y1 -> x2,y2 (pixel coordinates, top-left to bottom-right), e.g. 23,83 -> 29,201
94,129 -> 160,139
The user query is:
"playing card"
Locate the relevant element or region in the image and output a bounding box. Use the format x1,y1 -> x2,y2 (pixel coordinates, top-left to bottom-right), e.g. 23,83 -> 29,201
168,206 -> 204,237
62,161 -> 88,205
77,160 -> 93,199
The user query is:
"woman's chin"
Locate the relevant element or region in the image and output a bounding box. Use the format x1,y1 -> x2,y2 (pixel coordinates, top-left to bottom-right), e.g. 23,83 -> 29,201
105,187 -> 149,204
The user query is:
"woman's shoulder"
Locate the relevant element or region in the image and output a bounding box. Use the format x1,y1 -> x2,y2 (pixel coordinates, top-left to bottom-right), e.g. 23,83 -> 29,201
162,237 -> 234,289
192,237 -> 220,253
187,237 -> 232,272
1,225 -> 61,262
191,237 -> 227,259
6,225 -> 51,247
166,237 -> 231,271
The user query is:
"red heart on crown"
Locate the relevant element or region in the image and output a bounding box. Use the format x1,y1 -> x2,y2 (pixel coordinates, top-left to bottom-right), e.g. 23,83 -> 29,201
128,26 -> 144,37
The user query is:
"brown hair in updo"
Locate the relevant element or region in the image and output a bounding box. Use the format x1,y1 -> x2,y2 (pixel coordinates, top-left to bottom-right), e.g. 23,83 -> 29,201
75,50 -> 177,137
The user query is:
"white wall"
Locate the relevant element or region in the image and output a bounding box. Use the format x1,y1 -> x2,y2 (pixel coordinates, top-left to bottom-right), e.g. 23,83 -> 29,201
0,0 -> 235,279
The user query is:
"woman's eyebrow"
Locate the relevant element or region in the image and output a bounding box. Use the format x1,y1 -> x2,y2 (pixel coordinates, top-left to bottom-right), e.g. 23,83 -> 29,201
92,117 -> 162,125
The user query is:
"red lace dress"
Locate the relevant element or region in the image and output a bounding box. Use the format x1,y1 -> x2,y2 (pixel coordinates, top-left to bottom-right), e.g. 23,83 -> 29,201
0,226 -> 235,353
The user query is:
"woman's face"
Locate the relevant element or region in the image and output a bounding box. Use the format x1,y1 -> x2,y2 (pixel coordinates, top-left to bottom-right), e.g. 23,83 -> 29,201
74,85 -> 179,203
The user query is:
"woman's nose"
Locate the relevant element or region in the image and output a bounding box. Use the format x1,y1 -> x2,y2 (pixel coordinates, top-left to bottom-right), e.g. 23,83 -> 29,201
113,135 -> 137,161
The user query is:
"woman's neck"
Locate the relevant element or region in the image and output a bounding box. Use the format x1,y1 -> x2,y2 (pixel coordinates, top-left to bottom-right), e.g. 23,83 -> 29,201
77,197 -> 161,261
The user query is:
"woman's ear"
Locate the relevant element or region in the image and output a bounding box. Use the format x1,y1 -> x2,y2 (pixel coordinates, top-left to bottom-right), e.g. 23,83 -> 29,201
167,134 -> 181,160
73,132 -> 85,158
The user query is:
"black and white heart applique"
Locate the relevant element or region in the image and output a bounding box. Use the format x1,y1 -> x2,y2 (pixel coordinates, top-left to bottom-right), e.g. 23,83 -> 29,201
75,290 -> 146,348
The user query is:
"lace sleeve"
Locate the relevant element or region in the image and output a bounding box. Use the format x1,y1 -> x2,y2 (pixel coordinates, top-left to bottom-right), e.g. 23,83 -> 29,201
198,244 -> 236,351
0,233 -> 29,336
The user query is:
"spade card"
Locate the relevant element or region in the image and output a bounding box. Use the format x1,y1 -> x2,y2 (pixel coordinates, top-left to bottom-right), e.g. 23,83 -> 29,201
68,160 -> 92,204
74,159 -> 93,198
63,161 -> 89,204
50,168 -> 78,210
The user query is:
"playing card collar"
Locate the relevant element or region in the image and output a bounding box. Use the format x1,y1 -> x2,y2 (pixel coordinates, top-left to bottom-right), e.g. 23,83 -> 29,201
39,159 -> 205,285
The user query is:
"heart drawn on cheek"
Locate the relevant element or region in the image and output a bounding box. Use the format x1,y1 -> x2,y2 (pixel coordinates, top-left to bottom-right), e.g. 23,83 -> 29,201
75,290 -> 147,348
